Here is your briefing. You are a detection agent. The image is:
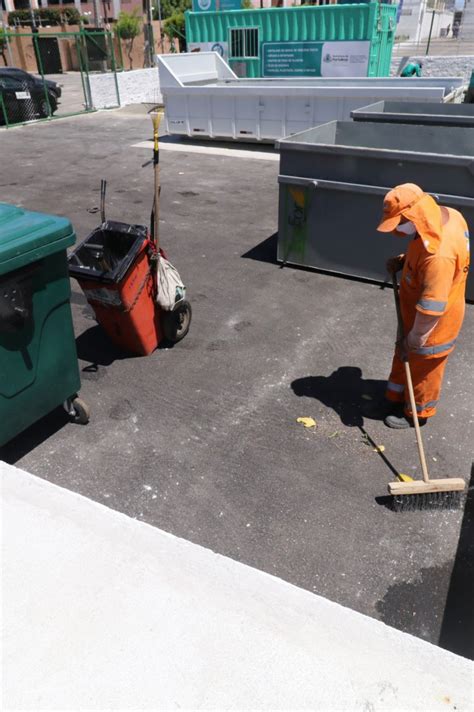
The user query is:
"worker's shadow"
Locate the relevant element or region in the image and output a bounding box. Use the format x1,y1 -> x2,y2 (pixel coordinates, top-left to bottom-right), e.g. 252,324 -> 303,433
292,367 -> 403,501
291,366 -> 386,428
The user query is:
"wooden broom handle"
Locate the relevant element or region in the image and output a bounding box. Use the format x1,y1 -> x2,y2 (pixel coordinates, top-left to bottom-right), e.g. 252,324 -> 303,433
391,273 -> 431,484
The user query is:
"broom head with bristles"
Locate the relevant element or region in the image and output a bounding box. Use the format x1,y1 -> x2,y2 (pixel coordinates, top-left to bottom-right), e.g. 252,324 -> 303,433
389,478 -> 466,512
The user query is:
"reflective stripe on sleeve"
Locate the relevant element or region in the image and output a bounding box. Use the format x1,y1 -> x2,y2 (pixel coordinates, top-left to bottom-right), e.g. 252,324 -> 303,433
415,339 -> 456,356
387,381 -> 404,393
417,298 -> 447,313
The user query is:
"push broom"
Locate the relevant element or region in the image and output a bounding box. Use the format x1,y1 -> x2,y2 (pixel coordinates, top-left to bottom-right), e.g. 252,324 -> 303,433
388,274 -> 466,511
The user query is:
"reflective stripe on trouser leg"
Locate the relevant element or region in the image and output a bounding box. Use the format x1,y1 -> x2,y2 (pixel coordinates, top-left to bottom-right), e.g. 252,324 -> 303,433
403,353 -> 449,419
386,351 -> 449,418
385,353 -> 405,403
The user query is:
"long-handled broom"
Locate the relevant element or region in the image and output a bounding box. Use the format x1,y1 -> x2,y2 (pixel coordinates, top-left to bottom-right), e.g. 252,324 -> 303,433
151,108 -> 164,256
388,274 -> 466,511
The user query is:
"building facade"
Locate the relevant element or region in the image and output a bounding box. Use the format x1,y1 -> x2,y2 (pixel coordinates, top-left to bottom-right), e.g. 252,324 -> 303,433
1,0 -> 141,23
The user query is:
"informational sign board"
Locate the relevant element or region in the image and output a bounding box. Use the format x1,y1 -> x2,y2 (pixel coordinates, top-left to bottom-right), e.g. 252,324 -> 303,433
262,40 -> 371,78
192,0 -> 242,11
187,42 -> 229,61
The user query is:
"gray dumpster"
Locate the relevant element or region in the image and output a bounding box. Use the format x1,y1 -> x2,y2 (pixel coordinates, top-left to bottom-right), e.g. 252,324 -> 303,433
158,53 -> 466,142
351,101 -> 474,127
277,121 -> 474,300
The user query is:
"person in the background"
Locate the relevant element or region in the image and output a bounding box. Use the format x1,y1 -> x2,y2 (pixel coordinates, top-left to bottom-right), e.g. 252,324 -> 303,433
466,70 -> 474,104
453,22 -> 460,39
377,184 -> 470,429
400,60 -> 423,77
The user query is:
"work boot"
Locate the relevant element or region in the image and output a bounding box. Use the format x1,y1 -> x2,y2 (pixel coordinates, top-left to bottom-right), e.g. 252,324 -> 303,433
384,413 -> 427,429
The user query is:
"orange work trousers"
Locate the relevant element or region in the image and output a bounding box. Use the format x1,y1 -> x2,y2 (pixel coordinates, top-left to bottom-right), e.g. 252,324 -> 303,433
385,352 -> 449,419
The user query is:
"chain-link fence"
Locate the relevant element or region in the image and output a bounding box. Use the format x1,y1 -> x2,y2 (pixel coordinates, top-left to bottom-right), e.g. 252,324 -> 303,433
0,29 -> 121,128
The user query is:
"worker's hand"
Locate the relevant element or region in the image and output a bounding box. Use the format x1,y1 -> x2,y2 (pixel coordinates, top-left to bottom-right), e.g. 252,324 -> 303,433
396,337 -> 409,362
386,254 -> 405,275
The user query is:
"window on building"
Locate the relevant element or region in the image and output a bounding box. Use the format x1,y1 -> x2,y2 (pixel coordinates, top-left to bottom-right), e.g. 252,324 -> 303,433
229,28 -> 259,59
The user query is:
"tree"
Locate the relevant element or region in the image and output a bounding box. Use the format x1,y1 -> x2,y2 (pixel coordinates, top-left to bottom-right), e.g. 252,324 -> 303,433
163,11 -> 187,53
116,9 -> 142,70
153,0 -> 191,22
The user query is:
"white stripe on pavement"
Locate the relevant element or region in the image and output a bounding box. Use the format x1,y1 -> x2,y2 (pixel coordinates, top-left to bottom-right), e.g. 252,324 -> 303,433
132,140 -> 280,161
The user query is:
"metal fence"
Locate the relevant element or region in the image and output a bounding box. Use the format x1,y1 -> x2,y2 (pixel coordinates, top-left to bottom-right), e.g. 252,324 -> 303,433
0,29 -> 121,128
392,36 -> 474,58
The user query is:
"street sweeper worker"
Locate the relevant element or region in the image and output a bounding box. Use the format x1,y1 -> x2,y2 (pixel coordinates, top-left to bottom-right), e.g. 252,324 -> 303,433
377,183 -> 470,429
400,60 -> 423,77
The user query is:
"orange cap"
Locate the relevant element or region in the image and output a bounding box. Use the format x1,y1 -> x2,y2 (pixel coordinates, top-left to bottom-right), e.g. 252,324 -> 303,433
377,183 -> 424,233
377,183 -> 443,253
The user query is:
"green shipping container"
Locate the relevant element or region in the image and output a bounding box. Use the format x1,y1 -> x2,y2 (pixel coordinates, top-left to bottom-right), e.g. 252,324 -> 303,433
0,203 -> 84,447
186,2 -> 396,78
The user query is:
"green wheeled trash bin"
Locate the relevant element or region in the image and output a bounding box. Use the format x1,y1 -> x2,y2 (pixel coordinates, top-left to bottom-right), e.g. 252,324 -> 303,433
0,203 -> 89,447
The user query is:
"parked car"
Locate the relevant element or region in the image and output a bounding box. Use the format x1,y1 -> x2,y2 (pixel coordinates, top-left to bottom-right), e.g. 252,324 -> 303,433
0,68 -> 62,100
0,74 -> 58,124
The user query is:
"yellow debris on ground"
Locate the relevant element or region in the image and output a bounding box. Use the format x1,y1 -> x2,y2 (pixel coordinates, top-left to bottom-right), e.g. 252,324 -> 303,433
297,417 -> 317,429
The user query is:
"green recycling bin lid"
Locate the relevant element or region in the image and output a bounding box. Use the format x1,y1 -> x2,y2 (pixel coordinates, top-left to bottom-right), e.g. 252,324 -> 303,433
0,203 -> 76,276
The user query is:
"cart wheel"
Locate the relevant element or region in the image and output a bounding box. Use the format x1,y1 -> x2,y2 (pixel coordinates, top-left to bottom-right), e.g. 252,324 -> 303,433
162,300 -> 192,344
71,397 -> 90,425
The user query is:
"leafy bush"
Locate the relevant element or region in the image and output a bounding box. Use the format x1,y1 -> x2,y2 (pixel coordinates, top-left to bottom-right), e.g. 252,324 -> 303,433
0,27 -> 7,67
153,0 -> 191,21
7,7 -> 81,27
163,11 -> 187,53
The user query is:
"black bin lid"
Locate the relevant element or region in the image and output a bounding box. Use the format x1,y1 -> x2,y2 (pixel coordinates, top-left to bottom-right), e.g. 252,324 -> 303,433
68,221 -> 149,284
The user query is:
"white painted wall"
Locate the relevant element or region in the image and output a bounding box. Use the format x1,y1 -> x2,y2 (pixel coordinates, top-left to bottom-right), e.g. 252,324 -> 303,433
397,0 -> 454,42
89,68 -> 162,110
2,462 -> 473,711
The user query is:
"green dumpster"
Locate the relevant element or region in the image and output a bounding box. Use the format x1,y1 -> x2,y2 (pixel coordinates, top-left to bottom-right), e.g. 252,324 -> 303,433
0,203 -> 89,447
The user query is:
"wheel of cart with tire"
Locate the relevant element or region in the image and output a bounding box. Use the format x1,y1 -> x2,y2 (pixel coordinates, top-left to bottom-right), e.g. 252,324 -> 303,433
161,300 -> 192,344
64,396 -> 91,425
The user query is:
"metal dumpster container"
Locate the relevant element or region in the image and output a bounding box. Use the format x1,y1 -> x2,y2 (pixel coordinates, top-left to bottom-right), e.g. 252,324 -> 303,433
277,121 -> 474,300
351,101 -> 474,127
158,52 -> 466,142
0,203 -> 87,447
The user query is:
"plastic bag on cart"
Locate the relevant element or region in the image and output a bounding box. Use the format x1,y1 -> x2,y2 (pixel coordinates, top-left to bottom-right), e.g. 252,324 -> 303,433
156,256 -> 186,311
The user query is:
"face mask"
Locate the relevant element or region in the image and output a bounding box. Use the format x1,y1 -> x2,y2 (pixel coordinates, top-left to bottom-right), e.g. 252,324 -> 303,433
395,221 -> 417,236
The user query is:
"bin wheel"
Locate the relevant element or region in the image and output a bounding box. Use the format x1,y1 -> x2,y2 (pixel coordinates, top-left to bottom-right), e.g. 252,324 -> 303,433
162,300 -> 192,344
71,397 -> 90,425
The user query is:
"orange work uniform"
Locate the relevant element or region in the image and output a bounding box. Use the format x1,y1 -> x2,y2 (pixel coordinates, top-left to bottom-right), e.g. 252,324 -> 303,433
386,207 -> 470,418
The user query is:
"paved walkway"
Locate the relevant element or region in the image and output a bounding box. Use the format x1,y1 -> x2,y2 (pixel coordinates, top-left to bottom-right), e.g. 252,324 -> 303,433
2,462 -> 472,711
